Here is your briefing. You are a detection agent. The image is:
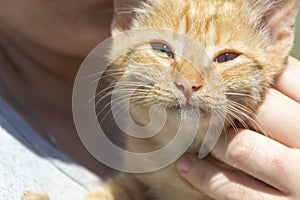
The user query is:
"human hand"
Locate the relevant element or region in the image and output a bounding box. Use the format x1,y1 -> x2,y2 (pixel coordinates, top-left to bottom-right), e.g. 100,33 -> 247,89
177,57 -> 300,199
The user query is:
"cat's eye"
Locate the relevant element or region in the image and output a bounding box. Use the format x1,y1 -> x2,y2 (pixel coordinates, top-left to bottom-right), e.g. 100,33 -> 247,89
151,42 -> 174,59
214,52 -> 239,63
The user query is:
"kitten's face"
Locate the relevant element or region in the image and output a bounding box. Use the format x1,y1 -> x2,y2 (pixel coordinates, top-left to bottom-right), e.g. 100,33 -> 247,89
109,0 -> 298,138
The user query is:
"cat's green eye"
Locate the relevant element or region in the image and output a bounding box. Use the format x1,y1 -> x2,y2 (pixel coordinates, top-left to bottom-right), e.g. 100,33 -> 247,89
151,42 -> 174,59
214,52 -> 239,63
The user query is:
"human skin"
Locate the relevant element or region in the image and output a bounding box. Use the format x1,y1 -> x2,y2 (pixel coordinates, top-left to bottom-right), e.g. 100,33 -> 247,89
0,0 -> 114,176
177,57 -> 300,200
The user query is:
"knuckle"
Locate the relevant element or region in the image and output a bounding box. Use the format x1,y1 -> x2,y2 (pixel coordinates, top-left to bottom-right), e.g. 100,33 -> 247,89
224,185 -> 246,200
224,185 -> 264,200
228,134 -> 255,163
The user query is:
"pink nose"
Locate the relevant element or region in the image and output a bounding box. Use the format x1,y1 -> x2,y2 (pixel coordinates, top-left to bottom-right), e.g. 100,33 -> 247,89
174,78 -> 202,99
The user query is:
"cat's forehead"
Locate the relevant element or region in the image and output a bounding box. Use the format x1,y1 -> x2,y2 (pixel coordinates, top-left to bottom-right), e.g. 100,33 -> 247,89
135,0 -> 252,46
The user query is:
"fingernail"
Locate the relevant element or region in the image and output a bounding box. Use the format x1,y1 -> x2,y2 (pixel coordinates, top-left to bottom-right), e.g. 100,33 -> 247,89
178,156 -> 192,173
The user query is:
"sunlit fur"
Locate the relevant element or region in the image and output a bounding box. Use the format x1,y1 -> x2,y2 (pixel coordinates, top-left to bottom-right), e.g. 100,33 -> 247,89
87,0 -> 300,200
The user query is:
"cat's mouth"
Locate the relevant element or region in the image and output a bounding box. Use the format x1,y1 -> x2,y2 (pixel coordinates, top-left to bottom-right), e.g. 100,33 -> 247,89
167,102 -> 205,113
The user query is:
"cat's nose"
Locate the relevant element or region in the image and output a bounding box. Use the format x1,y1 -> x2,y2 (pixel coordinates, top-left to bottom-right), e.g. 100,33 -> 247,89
174,77 -> 202,99
174,63 -> 203,99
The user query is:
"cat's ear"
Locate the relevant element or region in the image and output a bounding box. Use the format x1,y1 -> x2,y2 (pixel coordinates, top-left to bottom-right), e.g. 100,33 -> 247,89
248,0 -> 300,53
112,0 -> 143,36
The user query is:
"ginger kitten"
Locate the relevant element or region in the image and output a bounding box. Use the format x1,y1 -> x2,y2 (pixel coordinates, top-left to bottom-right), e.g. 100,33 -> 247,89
23,0 -> 300,200
87,0 -> 300,200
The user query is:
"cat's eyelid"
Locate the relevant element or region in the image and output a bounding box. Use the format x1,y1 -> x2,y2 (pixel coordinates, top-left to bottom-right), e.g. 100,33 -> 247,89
150,40 -> 174,51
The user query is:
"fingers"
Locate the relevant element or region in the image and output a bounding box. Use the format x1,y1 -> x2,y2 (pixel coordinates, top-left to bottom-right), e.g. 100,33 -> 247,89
177,155 -> 284,200
211,129 -> 300,194
247,57 -> 300,148
248,89 -> 300,149
177,57 -> 300,199
274,57 -> 300,103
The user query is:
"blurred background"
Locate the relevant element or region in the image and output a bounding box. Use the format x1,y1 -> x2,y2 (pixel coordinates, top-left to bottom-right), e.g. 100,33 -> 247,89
291,11 -> 300,59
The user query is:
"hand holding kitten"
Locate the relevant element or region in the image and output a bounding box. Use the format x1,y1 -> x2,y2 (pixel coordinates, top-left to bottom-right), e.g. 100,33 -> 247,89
178,56 -> 300,200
